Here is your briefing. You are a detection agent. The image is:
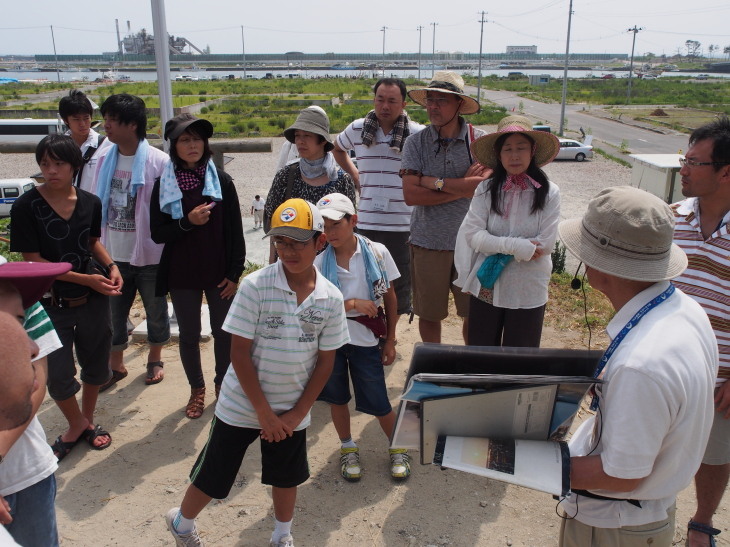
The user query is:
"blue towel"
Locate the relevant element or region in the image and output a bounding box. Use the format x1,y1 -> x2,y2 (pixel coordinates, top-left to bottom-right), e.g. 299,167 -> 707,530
158,160 -> 222,219
320,234 -> 389,304
95,139 -> 150,224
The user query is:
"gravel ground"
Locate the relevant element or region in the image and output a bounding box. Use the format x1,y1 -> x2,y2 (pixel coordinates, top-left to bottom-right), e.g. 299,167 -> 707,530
0,128 -> 632,269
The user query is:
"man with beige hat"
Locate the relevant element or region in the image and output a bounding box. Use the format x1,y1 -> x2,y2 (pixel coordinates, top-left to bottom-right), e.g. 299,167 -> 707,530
557,186 -> 718,547
400,71 -> 490,343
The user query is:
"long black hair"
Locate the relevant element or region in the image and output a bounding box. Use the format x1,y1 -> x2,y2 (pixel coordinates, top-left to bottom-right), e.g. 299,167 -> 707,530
487,132 -> 550,216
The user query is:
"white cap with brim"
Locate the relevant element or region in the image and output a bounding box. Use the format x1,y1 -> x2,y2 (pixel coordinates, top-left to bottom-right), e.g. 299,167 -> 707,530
317,193 -> 356,220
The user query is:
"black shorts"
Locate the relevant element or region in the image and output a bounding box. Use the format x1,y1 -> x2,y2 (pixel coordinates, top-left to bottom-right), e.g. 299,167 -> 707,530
189,417 -> 310,499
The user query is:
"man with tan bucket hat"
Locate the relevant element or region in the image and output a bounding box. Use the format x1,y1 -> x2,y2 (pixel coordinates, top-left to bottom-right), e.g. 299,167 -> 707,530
556,186 -> 718,547
400,71 -> 490,343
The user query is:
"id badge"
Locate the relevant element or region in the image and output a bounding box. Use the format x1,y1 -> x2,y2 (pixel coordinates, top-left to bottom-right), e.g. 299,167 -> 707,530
372,195 -> 390,212
111,190 -> 128,208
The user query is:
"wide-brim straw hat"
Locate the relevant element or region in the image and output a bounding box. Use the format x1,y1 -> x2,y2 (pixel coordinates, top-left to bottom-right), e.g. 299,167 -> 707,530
558,186 -> 687,282
407,71 -> 480,115
470,115 -> 560,169
283,106 -> 334,152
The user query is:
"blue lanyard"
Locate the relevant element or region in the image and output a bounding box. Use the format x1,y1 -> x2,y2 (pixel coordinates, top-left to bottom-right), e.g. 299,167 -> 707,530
589,283 -> 675,411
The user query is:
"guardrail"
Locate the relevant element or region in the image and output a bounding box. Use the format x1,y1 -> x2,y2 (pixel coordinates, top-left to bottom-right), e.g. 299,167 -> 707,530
0,139 -> 272,171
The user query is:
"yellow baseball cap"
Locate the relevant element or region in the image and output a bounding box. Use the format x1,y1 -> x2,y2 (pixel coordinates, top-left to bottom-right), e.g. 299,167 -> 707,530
264,198 -> 324,242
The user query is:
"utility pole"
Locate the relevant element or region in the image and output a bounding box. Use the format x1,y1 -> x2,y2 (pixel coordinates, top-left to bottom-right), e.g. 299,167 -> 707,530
477,12 -> 487,105
431,22 -> 438,78
417,25 -> 423,80
626,26 -> 643,104
558,0 -> 573,136
381,26 -> 387,75
241,26 -> 247,79
50,26 -> 61,83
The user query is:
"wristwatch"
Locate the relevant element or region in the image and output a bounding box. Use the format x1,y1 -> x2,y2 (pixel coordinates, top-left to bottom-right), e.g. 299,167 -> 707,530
434,178 -> 445,191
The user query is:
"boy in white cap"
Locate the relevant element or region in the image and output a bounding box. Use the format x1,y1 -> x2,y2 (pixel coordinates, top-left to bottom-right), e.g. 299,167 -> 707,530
314,193 -> 410,482
557,186 -> 718,547
166,199 -> 349,547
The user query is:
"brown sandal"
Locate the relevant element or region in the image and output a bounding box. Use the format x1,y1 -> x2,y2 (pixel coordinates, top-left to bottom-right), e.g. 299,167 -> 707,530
185,387 -> 206,419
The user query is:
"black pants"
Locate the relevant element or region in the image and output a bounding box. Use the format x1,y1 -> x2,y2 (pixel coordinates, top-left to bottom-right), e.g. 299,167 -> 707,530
169,286 -> 233,388
467,296 -> 545,347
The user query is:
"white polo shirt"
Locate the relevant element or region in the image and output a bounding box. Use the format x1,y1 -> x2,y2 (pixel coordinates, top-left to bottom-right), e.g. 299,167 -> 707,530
216,261 -> 349,430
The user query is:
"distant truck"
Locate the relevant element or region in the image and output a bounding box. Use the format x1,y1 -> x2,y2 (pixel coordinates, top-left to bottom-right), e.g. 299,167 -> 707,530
629,154 -> 683,204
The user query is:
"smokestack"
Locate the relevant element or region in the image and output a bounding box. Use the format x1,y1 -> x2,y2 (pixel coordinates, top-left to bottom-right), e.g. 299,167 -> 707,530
115,19 -> 122,55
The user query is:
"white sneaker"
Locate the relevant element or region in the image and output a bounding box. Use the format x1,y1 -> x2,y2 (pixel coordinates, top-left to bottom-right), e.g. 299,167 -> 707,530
270,533 -> 294,547
389,448 -> 411,481
340,446 -> 362,482
166,507 -> 204,546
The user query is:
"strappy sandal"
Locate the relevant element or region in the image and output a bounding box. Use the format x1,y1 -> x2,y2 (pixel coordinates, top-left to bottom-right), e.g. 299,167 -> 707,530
185,387 -> 206,419
81,424 -> 112,451
145,361 -> 164,385
50,432 -> 84,461
687,519 -> 721,547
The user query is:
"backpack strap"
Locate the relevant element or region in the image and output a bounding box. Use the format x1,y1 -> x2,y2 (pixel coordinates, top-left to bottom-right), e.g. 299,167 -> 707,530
74,136 -> 106,187
465,123 -> 475,164
285,162 -> 299,201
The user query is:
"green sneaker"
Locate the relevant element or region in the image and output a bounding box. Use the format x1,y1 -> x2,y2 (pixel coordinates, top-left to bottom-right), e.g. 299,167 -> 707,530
340,446 -> 362,482
389,448 -> 411,481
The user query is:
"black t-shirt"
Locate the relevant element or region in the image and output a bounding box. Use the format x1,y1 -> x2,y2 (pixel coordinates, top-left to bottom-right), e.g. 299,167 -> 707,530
10,187 -> 102,298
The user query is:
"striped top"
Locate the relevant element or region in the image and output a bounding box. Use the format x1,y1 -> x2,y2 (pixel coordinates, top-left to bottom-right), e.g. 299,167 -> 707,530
672,197 -> 730,379
336,118 -> 424,232
216,261 -> 349,430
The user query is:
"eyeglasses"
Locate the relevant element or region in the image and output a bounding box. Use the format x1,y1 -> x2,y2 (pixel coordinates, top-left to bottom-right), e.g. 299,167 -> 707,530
425,97 -> 454,107
272,238 -> 311,251
679,157 -> 730,168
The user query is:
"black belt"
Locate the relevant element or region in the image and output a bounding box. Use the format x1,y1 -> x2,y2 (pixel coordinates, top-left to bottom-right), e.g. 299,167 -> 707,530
41,294 -> 89,309
571,489 -> 642,508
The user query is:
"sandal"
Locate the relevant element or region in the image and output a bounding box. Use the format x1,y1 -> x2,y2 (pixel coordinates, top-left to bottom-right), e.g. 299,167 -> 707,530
687,520 -> 721,547
50,432 -> 84,462
81,424 -> 112,451
99,369 -> 128,392
185,387 -> 206,419
145,361 -> 164,385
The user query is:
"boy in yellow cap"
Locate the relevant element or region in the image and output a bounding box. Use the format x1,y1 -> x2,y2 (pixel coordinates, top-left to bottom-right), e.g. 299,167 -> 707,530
166,199 -> 349,547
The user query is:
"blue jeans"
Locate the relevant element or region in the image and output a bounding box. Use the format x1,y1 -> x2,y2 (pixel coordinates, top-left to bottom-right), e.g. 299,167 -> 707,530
317,344 -> 392,416
110,262 -> 170,351
3,474 -> 58,547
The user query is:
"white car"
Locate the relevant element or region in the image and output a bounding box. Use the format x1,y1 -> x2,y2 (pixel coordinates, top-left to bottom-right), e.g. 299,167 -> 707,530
556,139 -> 593,162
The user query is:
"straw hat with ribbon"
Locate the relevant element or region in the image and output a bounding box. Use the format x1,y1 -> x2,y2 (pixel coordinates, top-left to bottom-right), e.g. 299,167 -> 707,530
470,115 -> 560,169
407,71 -> 480,115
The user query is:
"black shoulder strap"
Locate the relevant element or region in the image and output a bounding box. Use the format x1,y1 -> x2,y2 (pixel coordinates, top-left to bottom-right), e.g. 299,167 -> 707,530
74,136 -> 106,187
285,162 -> 299,201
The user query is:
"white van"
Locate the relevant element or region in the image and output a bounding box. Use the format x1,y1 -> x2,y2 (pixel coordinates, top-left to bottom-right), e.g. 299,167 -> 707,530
0,179 -> 36,217
0,119 -> 67,144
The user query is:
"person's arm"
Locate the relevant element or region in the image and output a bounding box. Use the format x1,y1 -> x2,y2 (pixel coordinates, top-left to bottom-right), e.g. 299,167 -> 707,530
89,237 -> 123,292
220,173 -> 246,299
381,286 -> 398,366
418,162 -> 492,199
332,142 -> 360,192
402,174 -> 463,206
229,334 -> 294,442
277,348 -> 337,432
21,249 -> 121,296
529,183 -> 561,261
570,455 -> 643,492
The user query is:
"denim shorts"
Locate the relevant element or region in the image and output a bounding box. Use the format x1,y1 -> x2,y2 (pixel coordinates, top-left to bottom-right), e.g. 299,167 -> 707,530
3,474 -> 58,547
317,343 -> 392,416
110,262 -> 170,350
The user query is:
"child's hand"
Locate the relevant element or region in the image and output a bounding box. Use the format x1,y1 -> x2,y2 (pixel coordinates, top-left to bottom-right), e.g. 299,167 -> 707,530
277,410 -> 304,433
352,298 -> 378,318
259,411 -> 293,442
380,339 -> 397,366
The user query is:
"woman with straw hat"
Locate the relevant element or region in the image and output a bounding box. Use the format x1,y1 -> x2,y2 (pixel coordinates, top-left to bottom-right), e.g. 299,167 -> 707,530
454,115 -> 561,347
264,106 -> 356,263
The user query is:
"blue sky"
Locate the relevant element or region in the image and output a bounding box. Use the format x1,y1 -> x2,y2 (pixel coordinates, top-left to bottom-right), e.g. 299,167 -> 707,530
2,0 -> 729,58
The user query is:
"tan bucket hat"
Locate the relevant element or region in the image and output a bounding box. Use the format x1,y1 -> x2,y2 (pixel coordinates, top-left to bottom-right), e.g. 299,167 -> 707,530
283,106 -> 334,152
558,186 -> 687,282
407,71 -> 480,115
470,115 -> 560,169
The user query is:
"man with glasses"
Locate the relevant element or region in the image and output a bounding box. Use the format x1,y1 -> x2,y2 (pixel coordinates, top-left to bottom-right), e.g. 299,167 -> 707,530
400,71 -> 490,343
333,79 -> 424,324
671,116 -> 730,547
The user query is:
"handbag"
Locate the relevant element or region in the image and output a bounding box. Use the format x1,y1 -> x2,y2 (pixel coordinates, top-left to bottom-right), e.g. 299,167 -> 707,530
348,306 -> 387,338
477,253 -> 513,290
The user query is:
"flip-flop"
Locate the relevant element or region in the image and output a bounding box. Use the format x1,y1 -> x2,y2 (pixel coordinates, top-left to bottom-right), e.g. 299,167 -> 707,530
99,369 -> 128,393
145,361 -> 164,385
81,424 -> 112,451
50,432 -> 84,461
687,519 -> 721,547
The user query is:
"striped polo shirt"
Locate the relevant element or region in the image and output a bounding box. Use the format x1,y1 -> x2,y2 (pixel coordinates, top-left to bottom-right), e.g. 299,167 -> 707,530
216,261 -> 349,430
672,197 -> 730,379
336,118 -> 424,232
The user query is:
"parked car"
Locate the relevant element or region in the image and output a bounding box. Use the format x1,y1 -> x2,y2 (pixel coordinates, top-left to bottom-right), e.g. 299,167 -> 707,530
696,74 -> 709,80
0,179 -> 36,217
556,139 -> 593,162
601,74 -> 615,79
